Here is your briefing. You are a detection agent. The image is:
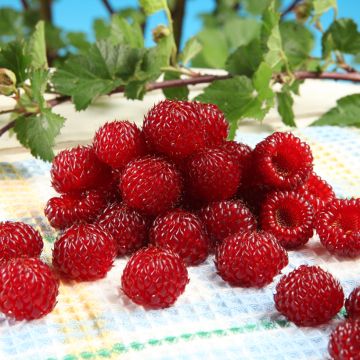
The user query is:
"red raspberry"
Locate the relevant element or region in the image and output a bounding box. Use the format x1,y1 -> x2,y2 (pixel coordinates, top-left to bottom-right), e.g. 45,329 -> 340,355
184,147 -> 241,203
143,100 -> 206,159
315,198 -> 360,257
0,258 -> 59,320
51,146 -> 109,193
93,120 -> 146,169
238,185 -> 270,217
260,191 -> 314,249
120,156 -> 182,216
191,102 -> 228,146
45,190 -> 107,230
220,141 -> 252,170
215,230 -> 288,287
328,320 -> 360,360
198,200 -> 257,247
150,209 -> 209,266
296,172 -> 335,213
346,286 -> 360,319
253,132 -> 313,189
121,246 -> 189,308
274,265 -> 344,326
53,223 -> 116,281
97,202 -> 148,256
97,170 -> 122,202
0,222 -> 43,264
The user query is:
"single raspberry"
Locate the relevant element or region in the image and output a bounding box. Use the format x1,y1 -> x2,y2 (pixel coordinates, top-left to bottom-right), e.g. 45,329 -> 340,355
260,191 -> 314,249
346,287 -> 360,319
51,146 -> 109,193
220,141 -> 252,171
253,132 -> 313,189
45,190 -> 107,230
0,258 -> 59,320
150,209 -> 209,266
315,198 -> 360,257
93,120 -> 147,169
215,230 -> 288,287
121,246 -> 189,308
184,147 -> 241,203
191,102 -> 228,146
296,172 -> 335,213
198,200 -> 257,247
97,202 -> 148,256
274,265 -> 344,326
143,100 -> 206,159
120,156 -> 182,216
53,223 -> 116,281
328,320 -> 360,360
0,222 -> 43,264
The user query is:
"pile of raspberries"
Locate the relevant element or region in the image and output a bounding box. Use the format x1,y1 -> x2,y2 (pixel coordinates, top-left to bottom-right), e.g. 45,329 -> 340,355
0,100 -> 359,359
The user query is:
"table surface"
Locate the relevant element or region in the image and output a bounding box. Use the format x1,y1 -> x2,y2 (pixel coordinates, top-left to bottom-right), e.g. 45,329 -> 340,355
0,79 -> 360,360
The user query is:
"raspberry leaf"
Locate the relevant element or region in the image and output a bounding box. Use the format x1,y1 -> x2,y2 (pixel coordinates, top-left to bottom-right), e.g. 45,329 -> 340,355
179,37 -> 202,66
139,0 -> 168,16
311,94 -> 360,127
25,20 -> 48,69
162,72 -> 189,100
277,90 -> 296,127
110,15 -> 144,48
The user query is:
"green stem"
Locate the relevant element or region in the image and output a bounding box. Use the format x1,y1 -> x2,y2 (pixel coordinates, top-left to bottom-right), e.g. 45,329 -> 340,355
164,5 -> 177,66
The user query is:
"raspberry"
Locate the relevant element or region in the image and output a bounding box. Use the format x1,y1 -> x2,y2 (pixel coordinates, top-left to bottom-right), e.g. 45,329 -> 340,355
296,172 -> 335,213
51,146 -> 109,193
346,287 -> 360,319
198,200 -> 257,247
253,132 -> 313,189
97,170 -> 122,202
0,222 -> 43,264
143,100 -> 206,159
215,231 -> 288,287
274,265 -> 344,326
0,258 -> 59,320
93,120 -> 146,169
238,185 -> 270,217
45,190 -> 107,230
120,156 -> 182,216
121,246 -> 189,308
260,191 -> 314,249
150,209 -> 209,265
97,202 -> 148,256
184,147 -> 241,203
315,198 -> 360,257
328,320 -> 360,360
191,102 -> 228,146
220,141 -> 252,171
53,223 -> 116,281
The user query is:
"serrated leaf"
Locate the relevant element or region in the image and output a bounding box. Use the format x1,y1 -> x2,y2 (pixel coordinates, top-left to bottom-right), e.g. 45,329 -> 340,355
277,90 -> 296,127
93,18 -> 110,41
180,37 -> 202,65
224,18 -> 261,50
26,21 -> 48,69
322,19 -> 360,56
30,69 -> 49,109
253,62 -> 275,113
311,94 -> 360,127
162,72 -> 189,100
52,41 -> 144,110
139,0 -> 167,15
0,41 -> 30,84
280,22 -> 314,68
110,15 -> 144,48
66,32 -> 90,52
313,0 -> 337,19
226,39 -> 262,77
14,109 -> 65,161
195,76 -> 266,139
124,81 -> 147,100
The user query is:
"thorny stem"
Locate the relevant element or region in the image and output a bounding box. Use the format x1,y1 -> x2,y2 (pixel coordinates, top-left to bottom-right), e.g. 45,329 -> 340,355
1,71 -> 360,137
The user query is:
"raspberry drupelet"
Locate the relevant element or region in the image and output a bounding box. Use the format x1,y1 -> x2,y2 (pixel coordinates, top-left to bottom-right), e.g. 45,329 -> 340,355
346,286 -> 360,319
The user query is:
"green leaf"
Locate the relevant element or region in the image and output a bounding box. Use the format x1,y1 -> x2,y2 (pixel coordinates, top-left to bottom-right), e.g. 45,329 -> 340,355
180,37 -> 202,65
224,18 -> 261,50
243,0 -> 273,15
30,69 -> 49,109
139,0 -> 167,15
195,76 -> 266,139
0,41 -> 30,84
226,39 -> 262,77
280,22 -> 314,68
277,90 -> 296,127
66,32 -> 91,52
124,81 -> 147,100
0,8 -> 23,38
192,28 -> 228,68
253,62 -> 275,110
110,15 -> 144,48
26,21 -> 48,69
313,0 -> 337,19
93,18 -> 110,41
311,94 -> 360,127
322,19 -> 360,56
14,109 -> 65,162
162,72 -> 189,100
53,41 -> 144,110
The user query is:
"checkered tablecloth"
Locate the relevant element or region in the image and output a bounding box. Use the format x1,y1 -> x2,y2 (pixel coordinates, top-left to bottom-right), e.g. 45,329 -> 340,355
1,126 -> 360,360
